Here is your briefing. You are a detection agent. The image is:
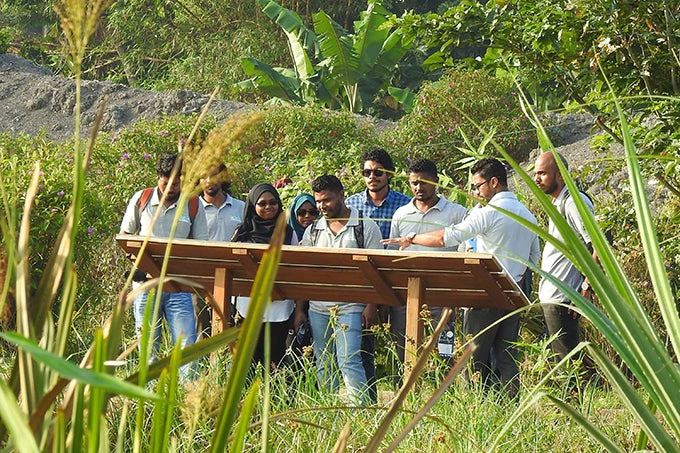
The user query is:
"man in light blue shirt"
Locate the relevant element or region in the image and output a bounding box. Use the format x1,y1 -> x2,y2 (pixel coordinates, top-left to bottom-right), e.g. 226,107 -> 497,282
384,157 -> 539,398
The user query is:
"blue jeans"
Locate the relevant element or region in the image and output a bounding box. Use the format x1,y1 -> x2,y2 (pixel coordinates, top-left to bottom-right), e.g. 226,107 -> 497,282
133,290 -> 197,379
309,310 -> 368,405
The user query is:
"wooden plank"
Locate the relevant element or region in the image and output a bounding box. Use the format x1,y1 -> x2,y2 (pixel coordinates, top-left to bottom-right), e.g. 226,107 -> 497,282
404,277 -> 425,381
352,255 -> 404,307
233,249 -> 285,301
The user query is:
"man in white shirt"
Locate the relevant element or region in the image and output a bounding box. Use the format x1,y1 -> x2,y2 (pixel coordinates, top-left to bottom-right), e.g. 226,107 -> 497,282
534,152 -> 595,361
299,174 -> 383,406
388,158 -> 467,364
383,157 -> 539,398
196,163 -> 245,338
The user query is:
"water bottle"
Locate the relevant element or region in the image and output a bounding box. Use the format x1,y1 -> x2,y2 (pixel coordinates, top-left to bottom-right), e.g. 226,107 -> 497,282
437,322 -> 455,357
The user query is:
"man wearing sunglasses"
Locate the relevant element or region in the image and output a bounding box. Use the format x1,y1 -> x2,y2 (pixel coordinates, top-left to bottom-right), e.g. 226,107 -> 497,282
383,157 -> 540,399
346,147 -> 410,404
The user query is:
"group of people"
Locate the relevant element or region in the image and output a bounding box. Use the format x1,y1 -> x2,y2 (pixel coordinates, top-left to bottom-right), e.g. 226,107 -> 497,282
120,147 -> 595,403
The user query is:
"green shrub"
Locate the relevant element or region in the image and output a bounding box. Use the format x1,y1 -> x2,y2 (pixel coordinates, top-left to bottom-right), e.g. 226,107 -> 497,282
227,105 -> 392,202
384,70 -> 537,182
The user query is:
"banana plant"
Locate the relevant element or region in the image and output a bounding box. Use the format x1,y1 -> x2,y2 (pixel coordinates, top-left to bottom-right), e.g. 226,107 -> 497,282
237,0 -> 414,113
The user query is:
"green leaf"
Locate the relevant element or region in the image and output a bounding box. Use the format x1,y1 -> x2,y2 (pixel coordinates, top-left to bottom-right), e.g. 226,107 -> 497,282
239,58 -> 303,103
352,0 -> 389,74
230,380 -> 261,452
387,86 -> 415,112
0,332 -> 161,402
587,345 -> 679,452
0,380 -> 39,453
544,394 -> 625,453
313,11 -> 358,86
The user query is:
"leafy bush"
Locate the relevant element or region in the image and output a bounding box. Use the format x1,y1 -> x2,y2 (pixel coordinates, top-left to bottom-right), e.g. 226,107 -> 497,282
384,70 -> 537,182
226,105 -> 392,202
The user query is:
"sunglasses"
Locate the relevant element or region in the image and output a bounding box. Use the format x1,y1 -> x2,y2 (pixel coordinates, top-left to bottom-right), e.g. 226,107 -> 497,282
255,200 -> 280,207
361,168 -> 385,177
297,208 -> 318,217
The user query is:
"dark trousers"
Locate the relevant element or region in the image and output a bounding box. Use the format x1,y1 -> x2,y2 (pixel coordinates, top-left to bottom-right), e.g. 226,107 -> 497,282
252,320 -> 291,367
542,303 -> 579,361
361,332 -> 377,404
463,308 -> 520,398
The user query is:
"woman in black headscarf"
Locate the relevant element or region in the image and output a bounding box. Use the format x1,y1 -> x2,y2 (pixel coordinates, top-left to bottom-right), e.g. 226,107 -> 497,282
232,183 -> 296,366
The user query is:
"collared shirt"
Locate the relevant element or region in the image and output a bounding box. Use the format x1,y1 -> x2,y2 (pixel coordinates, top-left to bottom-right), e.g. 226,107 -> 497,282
443,191 -> 539,282
539,186 -> 594,302
345,188 -> 411,240
390,196 -> 468,252
120,187 -> 208,240
199,193 -> 245,242
301,207 -> 383,314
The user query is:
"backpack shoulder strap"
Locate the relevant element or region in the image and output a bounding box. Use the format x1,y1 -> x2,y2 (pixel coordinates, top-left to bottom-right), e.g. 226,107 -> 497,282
355,209 -> 364,249
188,196 -> 199,223
310,219 -> 320,246
137,187 -> 154,213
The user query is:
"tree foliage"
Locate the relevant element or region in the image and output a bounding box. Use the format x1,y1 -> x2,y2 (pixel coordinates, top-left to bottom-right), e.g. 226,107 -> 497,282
393,0 -> 680,193
237,0 -> 415,116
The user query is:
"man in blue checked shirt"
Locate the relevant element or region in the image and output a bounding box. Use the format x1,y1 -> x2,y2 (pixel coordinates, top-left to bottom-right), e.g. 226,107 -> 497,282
345,147 -> 410,404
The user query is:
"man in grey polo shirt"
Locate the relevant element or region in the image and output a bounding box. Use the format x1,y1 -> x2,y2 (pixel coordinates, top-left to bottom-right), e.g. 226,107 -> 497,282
200,163 -> 245,242
388,158 -> 467,364
120,153 -> 209,378
384,157 -> 539,398
300,174 -> 383,406
534,152 -> 595,361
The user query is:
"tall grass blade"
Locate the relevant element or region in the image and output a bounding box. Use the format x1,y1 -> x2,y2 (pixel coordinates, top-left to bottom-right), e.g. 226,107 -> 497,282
613,88 -> 680,356
230,379 -> 262,453
586,345 -> 679,452
331,421 -> 352,453
0,332 -> 161,402
544,394 -> 625,453
365,308 -> 452,453
488,343 -> 589,450
384,344 -> 472,453
87,329 -> 106,453
0,380 -> 39,453
15,161 -> 42,414
209,215 -> 286,452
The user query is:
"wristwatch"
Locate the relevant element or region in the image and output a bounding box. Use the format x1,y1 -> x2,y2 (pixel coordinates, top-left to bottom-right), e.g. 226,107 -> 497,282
581,280 -> 591,291
406,231 -> 417,245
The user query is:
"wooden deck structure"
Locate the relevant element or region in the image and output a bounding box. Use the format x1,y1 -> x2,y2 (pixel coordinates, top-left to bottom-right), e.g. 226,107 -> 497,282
117,235 -> 528,370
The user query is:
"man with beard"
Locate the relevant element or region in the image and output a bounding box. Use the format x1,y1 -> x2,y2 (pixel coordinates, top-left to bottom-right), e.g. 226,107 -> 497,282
196,163 -> 245,338
200,163 -> 245,243
533,152 -> 595,361
384,157 -> 539,398
388,158 -> 467,365
120,153 -> 208,379
345,147 -> 410,403
300,174 -> 383,405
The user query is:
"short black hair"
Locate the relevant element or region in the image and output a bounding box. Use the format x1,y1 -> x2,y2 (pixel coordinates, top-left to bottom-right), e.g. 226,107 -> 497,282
408,158 -> 438,180
311,174 -> 344,193
157,153 -> 180,178
471,157 -> 507,187
360,147 -> 395,172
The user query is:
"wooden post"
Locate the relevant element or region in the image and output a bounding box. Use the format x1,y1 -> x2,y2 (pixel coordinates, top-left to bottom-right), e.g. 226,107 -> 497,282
211,267 -> 232,335
404,276 -> 424,381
